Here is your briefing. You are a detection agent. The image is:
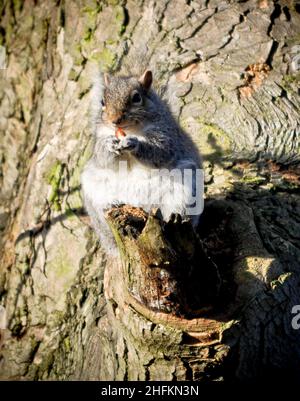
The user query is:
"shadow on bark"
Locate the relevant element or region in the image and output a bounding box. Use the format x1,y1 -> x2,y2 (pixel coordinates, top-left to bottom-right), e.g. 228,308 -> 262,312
94,170 -> 300,381
1,155 -> 299,381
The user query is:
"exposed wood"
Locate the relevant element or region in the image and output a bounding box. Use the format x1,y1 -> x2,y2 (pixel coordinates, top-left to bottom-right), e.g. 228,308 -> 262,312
105,206 -> 220,316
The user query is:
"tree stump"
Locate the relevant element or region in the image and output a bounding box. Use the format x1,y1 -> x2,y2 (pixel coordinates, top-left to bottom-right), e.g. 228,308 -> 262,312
105,206 -> 220,316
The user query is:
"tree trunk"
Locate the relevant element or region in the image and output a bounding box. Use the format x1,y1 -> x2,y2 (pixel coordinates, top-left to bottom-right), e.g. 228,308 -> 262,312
0,0 -> 299,381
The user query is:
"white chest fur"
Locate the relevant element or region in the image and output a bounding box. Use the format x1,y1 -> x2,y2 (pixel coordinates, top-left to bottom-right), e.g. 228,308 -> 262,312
81,158 -> 200,223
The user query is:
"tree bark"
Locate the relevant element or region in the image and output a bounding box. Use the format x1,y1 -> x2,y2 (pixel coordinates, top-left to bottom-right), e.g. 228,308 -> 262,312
0,0 -> 299,381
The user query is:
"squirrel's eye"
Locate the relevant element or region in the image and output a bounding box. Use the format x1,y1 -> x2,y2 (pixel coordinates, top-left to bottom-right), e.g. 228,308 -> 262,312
101,99 -> 106,111
131,92 -> 142,104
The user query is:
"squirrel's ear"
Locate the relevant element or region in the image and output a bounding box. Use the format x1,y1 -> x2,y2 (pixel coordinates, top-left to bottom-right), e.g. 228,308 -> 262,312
103,73 -> 110,87
139,70 -> 152,91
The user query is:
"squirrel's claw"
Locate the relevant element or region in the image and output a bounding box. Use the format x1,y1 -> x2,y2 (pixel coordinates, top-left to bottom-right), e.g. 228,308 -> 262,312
106,136 -> 121,155
117,136 -> 139,151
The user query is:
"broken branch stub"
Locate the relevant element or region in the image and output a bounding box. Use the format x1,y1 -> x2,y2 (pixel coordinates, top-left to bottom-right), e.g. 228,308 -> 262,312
105,206 -> 221,316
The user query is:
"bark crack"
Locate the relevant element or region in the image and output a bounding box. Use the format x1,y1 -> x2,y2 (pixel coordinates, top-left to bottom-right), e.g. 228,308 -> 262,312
265,3 -> 281,68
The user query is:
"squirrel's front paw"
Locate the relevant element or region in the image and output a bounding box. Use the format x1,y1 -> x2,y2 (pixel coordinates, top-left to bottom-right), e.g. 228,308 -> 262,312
106,136 -> 121,155
117,136 -> 139,152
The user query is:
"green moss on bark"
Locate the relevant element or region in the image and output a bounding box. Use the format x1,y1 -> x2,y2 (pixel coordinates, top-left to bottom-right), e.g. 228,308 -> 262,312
46,161 -> 64,211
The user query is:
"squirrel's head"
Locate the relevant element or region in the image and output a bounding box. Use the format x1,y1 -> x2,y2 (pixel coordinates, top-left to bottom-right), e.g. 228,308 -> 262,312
101,70 -> 153,128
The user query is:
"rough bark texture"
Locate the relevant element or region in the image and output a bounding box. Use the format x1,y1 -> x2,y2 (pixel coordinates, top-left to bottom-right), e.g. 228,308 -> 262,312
0,0 -> 299,381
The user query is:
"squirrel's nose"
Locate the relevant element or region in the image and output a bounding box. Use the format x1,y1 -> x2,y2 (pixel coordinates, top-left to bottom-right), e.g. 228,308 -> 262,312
111,116 -> 123,125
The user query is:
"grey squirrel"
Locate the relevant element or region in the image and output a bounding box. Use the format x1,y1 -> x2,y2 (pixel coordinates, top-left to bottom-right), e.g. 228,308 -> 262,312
81,69 -> 203,255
